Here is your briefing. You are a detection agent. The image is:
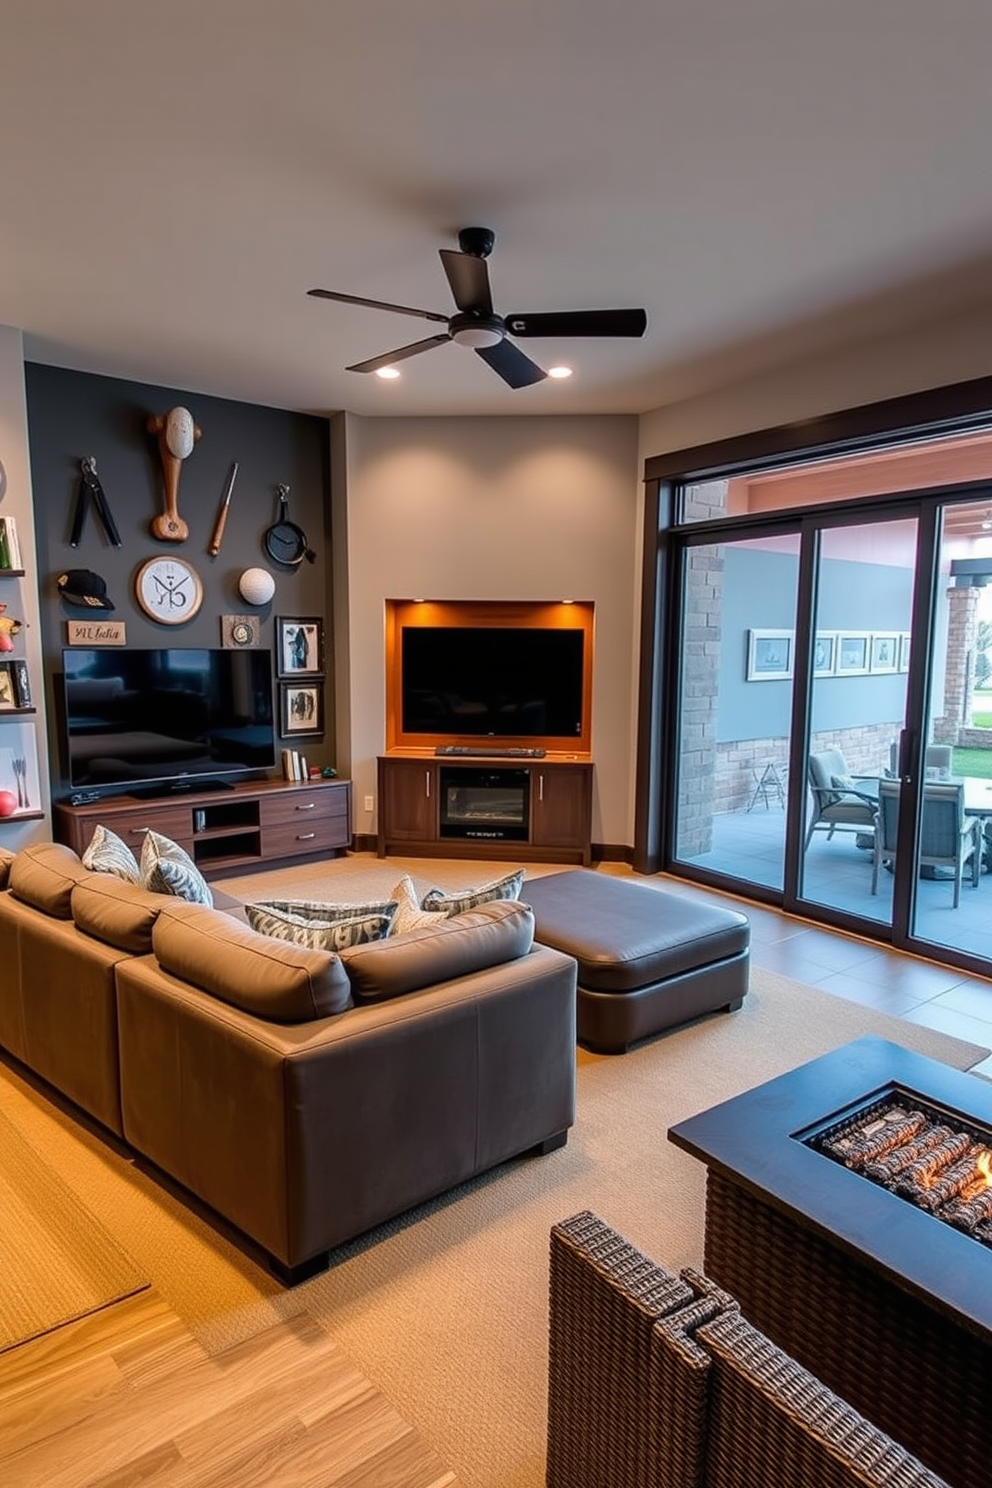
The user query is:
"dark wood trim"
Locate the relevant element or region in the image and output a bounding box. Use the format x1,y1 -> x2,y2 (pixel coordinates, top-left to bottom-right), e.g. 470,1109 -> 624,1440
643,373 -> 992,483
632,478 -> 671,874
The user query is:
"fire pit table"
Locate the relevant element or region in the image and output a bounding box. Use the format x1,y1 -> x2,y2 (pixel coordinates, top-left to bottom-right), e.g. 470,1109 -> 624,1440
668,1036 -> 992,1488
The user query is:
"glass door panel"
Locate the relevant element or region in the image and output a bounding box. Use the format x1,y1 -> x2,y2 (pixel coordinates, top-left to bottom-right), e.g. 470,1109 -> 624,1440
673,533 -> 799,891
909,503 -> 992,960
799,519 -> 917,926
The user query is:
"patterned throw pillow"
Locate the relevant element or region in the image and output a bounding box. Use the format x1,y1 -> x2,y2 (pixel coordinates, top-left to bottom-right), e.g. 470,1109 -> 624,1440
81,824 -> 141,883
389,874 -> 449,935
252,896 -> 398,926
245,899 -> 394,951
420,868 -> 525,917
139,830 -> 213,907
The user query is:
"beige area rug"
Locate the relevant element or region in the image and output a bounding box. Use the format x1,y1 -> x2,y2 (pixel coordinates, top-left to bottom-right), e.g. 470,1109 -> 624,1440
0,855 -> 987,1485
0,1107 -> 147,1353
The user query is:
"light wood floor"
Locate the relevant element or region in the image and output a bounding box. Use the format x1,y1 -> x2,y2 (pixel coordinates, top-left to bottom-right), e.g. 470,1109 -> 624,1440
0,1288 -> 458,1488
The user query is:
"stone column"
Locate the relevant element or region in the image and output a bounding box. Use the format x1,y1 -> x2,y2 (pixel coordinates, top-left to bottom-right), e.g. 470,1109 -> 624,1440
932,584 -> 980,742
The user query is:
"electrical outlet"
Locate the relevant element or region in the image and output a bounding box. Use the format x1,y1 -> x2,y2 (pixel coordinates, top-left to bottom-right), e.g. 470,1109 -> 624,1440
364,795 -> 374,813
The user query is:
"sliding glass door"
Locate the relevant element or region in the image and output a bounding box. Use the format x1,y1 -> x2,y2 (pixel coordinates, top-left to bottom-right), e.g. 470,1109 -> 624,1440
668,488 -> 992,977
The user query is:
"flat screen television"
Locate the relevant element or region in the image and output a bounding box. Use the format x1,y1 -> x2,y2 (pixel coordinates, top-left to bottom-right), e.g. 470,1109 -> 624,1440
401,626 -> 585,741
62,647 -> 277,796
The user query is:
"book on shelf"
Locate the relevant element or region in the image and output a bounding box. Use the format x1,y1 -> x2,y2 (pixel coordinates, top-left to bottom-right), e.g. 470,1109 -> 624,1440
11,660 -> 31,708
281,748 -> 308,782
0,516 -> 21,570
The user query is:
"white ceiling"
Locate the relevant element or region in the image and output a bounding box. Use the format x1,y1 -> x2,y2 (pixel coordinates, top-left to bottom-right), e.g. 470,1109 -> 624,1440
5,1 -> 992,419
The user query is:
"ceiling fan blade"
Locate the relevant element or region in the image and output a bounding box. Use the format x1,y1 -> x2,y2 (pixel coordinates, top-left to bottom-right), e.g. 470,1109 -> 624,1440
475,340 -> 547,389
504,308 -> 648,338
346,334 -> 451,374
308,288 -> 449,325
439,249 -> 493,315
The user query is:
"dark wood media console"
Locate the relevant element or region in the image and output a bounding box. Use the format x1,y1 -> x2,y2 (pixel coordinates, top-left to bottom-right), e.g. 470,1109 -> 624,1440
55,777 -> 352,878
377,754 -> 593,864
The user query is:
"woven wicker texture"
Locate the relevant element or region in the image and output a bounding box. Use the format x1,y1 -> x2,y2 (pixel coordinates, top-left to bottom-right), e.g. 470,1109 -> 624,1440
547,1213 -> 952,1488
704,1172 -> 986,1488
698,1309 -> 951,1488
547,1211 -> 695,1488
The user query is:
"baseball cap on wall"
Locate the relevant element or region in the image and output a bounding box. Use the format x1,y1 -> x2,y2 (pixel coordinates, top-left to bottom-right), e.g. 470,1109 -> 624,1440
57,569 -> 116,610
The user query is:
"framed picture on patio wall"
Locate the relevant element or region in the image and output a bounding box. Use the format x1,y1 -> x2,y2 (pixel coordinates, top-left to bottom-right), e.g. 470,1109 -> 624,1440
812,631 -> 837,677
836,632 -> 870,676
898,632 -> 911,672
746,629 -> 794,681
869,632 -> 900,674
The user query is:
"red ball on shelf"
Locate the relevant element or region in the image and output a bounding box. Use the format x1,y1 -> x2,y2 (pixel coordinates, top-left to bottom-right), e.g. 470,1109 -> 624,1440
0,789 -> 18,817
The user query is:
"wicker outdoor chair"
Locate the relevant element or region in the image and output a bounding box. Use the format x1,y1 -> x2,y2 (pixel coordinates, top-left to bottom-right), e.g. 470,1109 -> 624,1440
547,1212 -> 950,1488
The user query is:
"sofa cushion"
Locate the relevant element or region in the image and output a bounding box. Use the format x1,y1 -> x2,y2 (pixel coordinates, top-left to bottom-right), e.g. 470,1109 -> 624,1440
0,846 -> 14,889
81,824 -> 141,883
389,874 -> 449,935
420,868 -> 524,917
9,842 -> 90,919
244,899 -> 395,950
151,900 -> 352,1022
71,875 -> 172,953
340,899 -> 535,1004
140,831 -> 213,906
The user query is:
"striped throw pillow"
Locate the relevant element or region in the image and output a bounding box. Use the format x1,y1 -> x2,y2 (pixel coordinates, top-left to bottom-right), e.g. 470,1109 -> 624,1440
420,869 -> 524,917
245,900 -> 394,951
82,824 -> 141,883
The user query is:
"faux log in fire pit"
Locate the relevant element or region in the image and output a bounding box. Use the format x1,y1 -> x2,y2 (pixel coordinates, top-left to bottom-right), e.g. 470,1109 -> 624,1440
669,1037 -> 992,1488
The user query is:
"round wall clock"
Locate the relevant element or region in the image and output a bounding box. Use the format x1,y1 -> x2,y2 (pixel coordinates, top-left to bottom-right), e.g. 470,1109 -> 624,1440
135,556 -> 204,624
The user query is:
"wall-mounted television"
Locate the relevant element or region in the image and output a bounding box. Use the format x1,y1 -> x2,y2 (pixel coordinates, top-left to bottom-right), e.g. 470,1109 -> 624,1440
62,647 -> 276,797
401,626 -> 585,741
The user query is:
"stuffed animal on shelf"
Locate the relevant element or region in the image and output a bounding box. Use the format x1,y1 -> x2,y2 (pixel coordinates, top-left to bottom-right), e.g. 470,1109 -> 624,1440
0,603 -> 23,652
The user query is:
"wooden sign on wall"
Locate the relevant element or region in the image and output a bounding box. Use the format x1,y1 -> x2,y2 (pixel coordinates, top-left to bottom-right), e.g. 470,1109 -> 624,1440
66,620 -> 127,645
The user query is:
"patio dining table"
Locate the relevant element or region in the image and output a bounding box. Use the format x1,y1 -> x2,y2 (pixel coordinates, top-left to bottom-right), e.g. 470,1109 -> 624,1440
853,773 -> 992,820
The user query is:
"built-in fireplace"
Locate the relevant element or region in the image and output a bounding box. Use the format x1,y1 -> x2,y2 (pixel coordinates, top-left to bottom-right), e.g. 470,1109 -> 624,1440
438,766 -> 530,842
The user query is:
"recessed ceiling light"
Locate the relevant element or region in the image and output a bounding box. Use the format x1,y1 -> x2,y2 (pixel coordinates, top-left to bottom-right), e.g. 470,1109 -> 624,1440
547,365 -> 573,380
375,366 -> 401,380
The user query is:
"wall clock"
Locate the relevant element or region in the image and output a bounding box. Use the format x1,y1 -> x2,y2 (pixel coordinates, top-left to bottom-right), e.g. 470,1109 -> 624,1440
135,556 -> 204,624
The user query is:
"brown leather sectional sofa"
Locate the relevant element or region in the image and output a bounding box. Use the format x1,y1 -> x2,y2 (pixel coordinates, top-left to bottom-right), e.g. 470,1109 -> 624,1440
0,843 -> 577,1282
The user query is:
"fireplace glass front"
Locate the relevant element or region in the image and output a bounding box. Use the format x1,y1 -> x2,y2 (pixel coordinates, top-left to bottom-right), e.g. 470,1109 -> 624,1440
438,767 -> 530,841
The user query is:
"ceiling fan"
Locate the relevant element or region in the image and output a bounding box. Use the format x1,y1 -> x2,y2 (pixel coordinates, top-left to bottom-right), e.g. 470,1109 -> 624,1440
308,227 -> 647,389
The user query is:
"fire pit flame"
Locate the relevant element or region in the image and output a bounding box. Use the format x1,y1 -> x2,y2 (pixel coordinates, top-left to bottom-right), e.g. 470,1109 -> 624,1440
812,1098 -> 992,1245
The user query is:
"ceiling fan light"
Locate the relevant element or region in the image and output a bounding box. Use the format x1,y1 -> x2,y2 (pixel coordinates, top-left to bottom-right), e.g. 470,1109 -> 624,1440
451,324 -> 503,349
375,366 -> 401,379
548,365 -> 573,379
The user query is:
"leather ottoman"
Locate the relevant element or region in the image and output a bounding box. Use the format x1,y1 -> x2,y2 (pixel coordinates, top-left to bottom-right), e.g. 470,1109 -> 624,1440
522,870 -> 749,1053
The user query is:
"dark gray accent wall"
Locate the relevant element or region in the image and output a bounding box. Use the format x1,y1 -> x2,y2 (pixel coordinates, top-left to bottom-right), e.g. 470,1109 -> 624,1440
24,363 -> 331,798
717,547 -> 913,741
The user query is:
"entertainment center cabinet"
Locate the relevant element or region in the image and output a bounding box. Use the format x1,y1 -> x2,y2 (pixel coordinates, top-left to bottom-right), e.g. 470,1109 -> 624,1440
55,778 -> 352,878
376,755 -> 593,864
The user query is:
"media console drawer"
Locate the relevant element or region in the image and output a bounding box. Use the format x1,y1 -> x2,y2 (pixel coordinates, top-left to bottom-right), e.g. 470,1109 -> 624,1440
55,779 -> 352,876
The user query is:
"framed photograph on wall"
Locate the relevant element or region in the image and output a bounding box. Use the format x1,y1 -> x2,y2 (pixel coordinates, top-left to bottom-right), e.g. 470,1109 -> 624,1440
0,664 -> 16,710
869,632 -> 900,674
836,632 -> 870,676
276,616 -> 324,679
0,720 -> 42,817
279,681 -> 324,737
746,629 -> 794,682
898,632 -> 911,672
812,631 -> 838,677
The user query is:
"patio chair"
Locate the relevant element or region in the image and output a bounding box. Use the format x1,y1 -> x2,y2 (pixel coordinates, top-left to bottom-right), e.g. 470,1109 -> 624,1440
871,779 -> 982,908
805,748 -> 877,850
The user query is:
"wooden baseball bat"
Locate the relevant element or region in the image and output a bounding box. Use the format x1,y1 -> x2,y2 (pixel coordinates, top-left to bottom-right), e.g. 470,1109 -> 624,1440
208,462 -> 239,556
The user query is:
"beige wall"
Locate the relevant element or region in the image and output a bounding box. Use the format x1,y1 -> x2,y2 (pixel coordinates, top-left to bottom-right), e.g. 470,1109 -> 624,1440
334,413 -> 640,847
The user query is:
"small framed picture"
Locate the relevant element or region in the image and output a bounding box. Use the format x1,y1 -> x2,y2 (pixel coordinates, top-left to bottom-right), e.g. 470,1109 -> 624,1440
279,681 -> 324,737
0,721 -> 42,815
11,660 -> 32,708
812,631 -> 837,677
869,632 -> 900,674
220,613 -> 260,649
836,632 -> 870,676
0,663 -> 15,709
898,632 -> 911,672
746,629 -> 794,682
276,616 -> 324,678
